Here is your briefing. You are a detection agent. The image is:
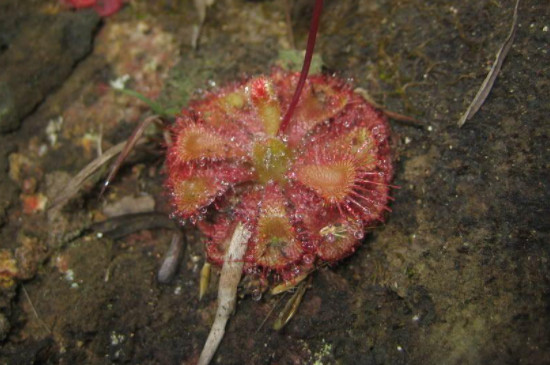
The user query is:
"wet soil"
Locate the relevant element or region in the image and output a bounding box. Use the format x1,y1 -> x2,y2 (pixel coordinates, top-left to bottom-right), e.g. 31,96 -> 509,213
0,0 -> 548,364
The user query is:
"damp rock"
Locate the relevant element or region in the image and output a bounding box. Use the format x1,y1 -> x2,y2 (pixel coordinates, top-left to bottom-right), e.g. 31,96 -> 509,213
0,9 -> 100,133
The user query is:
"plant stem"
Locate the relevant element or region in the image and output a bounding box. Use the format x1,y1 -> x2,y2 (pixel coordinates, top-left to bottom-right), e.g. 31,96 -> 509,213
278,0 -> 323,135
197,222 -> 252,365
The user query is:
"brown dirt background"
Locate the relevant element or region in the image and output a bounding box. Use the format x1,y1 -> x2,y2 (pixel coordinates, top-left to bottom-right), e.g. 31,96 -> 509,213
0,0 -> 548,364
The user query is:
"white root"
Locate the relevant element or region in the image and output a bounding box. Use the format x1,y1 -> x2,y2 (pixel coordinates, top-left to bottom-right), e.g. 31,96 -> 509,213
197,222 -> 252,365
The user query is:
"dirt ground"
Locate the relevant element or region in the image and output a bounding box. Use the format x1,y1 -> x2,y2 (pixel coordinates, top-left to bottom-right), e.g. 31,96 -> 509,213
0,0 -> 548,364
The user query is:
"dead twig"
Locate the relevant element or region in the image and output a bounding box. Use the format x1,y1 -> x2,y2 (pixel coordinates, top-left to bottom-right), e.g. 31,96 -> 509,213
354,88 -> 424,127
380,108 -> 423,127
90,212 -> 178,240
457,0 -> 520,127
255,293 -> 287,334
100,115 -> 161,197
47,141 -> 127,211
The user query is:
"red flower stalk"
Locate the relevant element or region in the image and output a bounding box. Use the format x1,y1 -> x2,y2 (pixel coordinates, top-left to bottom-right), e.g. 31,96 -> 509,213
61,0 -> 124,17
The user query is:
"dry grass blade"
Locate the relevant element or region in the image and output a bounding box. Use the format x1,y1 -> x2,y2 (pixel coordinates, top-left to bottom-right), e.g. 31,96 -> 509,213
47,141 -> 127,211
273,279 -> 308,330
458,0 -> 520,127
22,285 -> 52,335
197,223 -> 252,365
48,114 -> 158,211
